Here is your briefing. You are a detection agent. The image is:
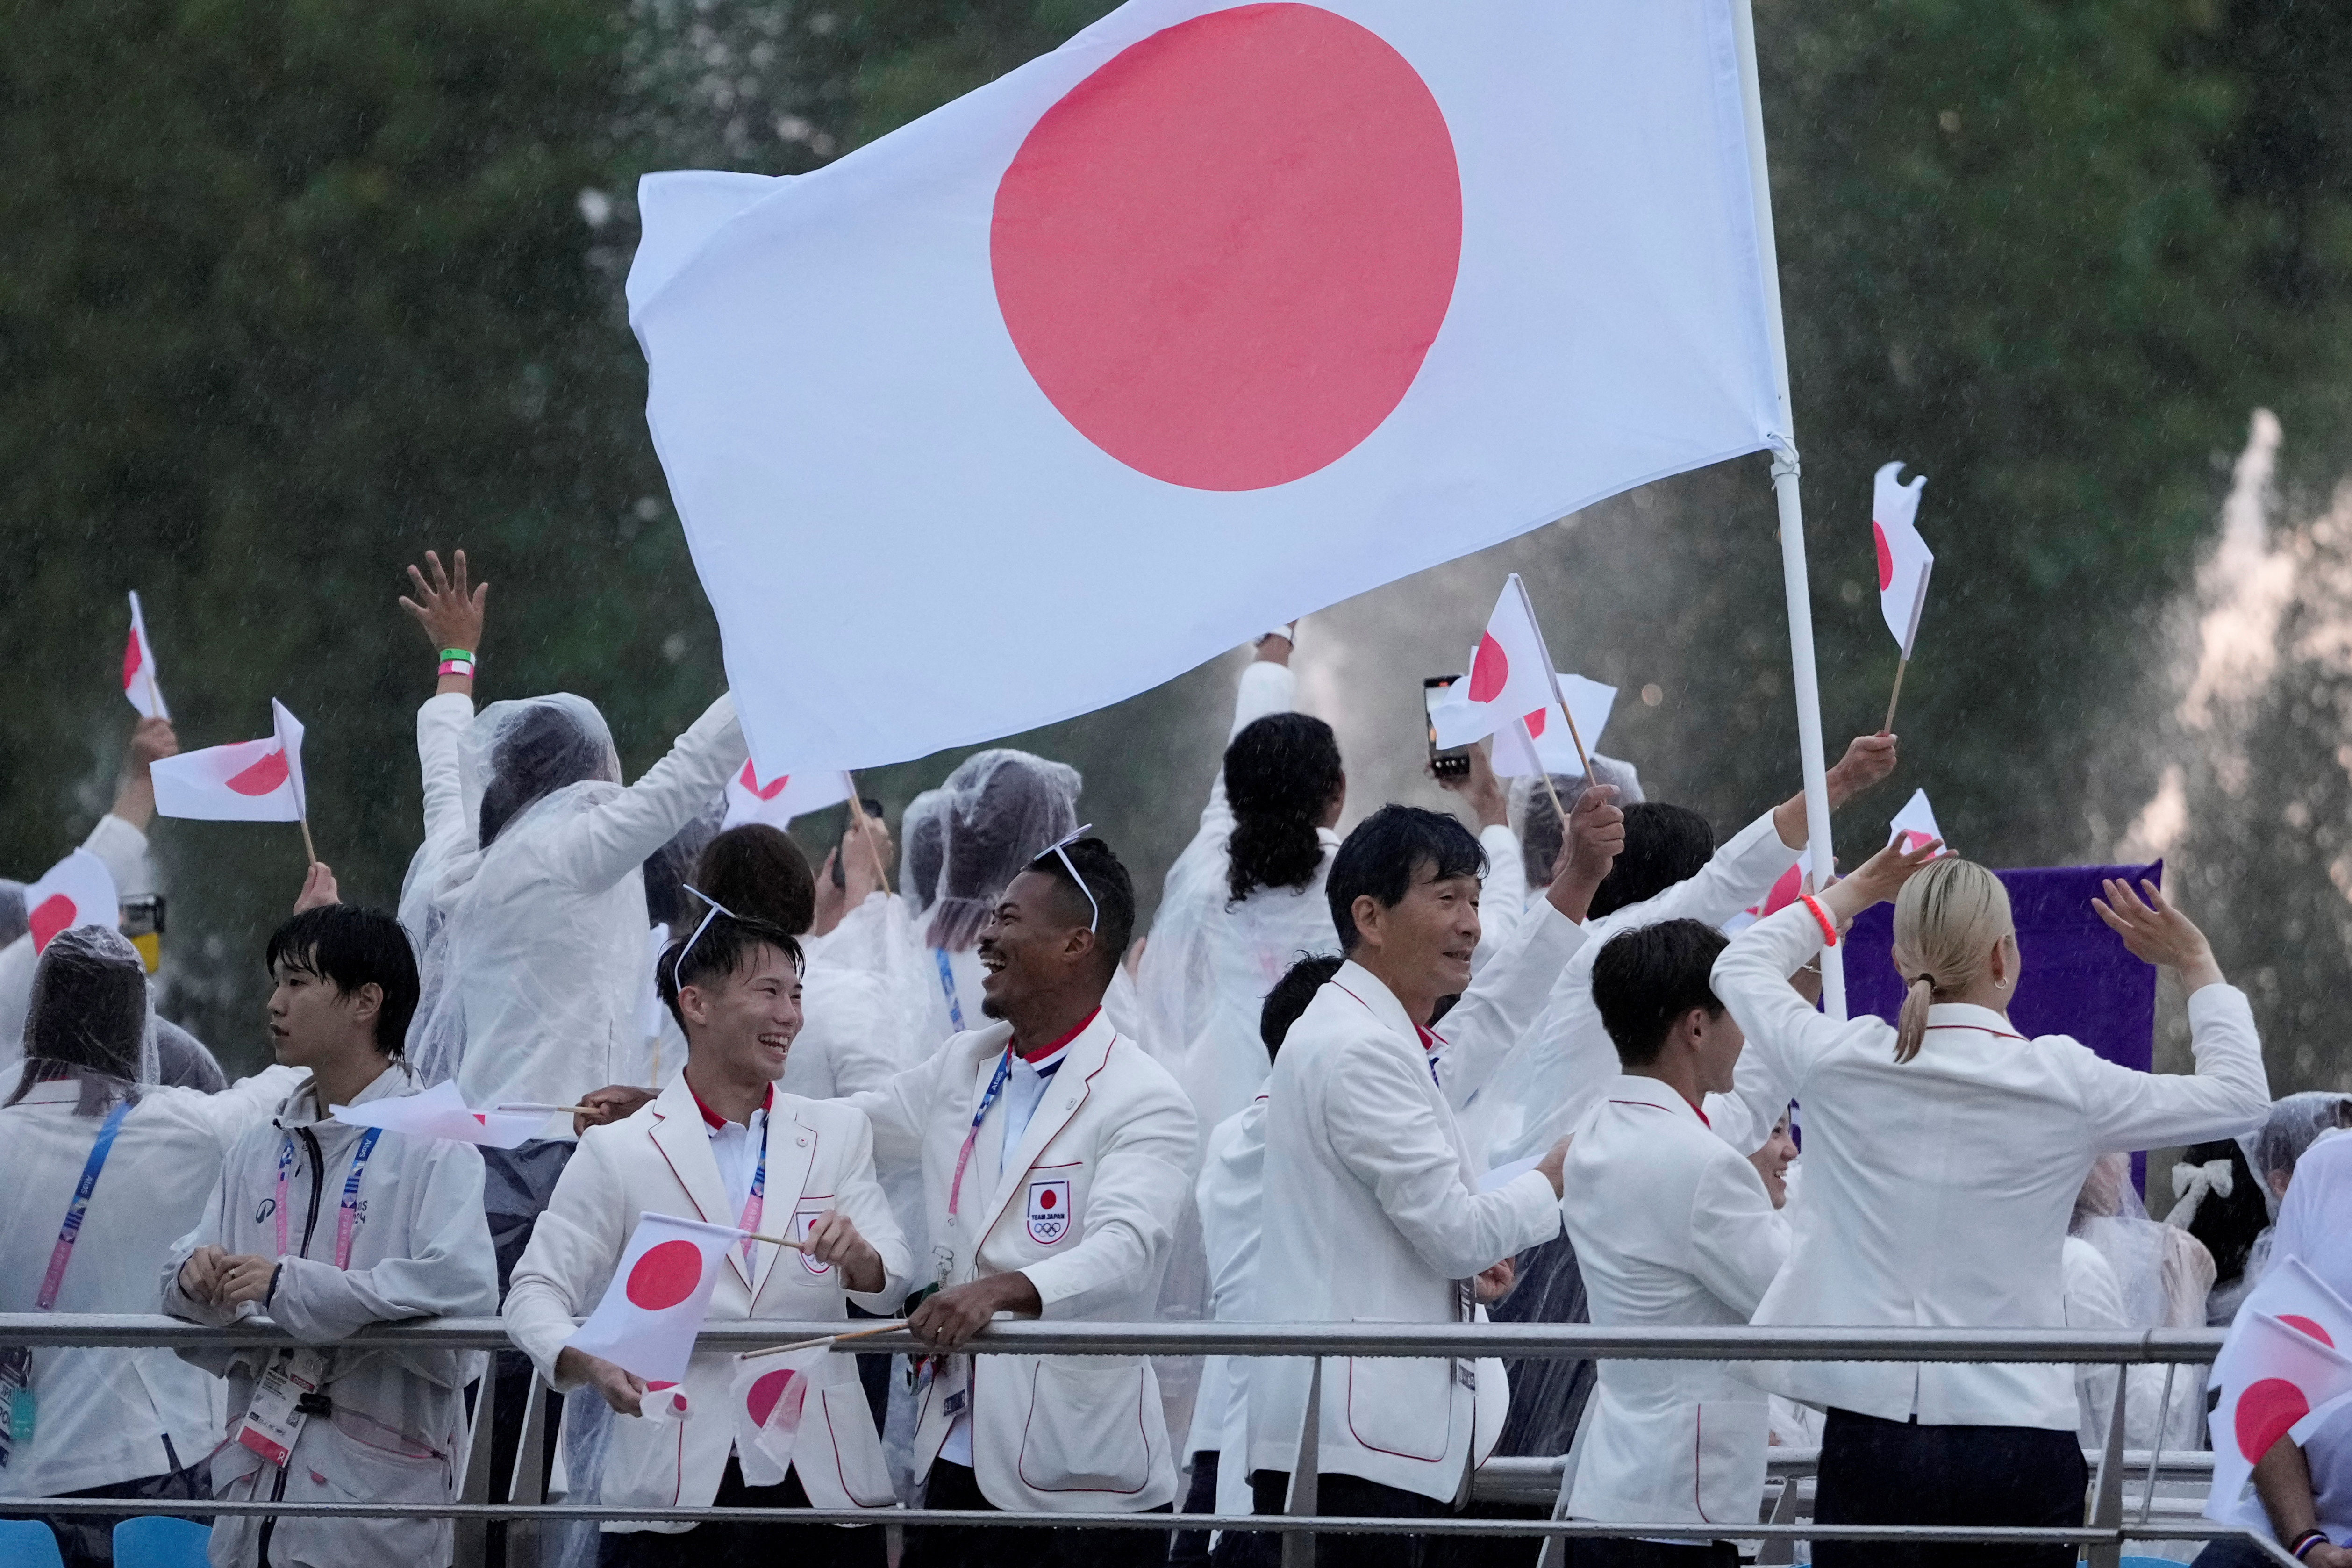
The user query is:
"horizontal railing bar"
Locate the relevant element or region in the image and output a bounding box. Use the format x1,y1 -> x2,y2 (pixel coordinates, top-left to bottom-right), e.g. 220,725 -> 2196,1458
1477,1450 -> 2214,1484
0,1315 -> 2225,1362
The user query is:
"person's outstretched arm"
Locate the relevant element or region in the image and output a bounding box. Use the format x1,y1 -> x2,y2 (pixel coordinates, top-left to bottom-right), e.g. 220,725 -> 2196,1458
536,695 -> 747,893
82,716 -> 178,898
400,549 -> 488,861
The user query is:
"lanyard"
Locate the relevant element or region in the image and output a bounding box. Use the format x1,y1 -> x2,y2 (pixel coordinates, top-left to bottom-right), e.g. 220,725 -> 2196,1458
736,1111 -> 770,1266
933,947 -> 966,1032
275,1127 -> 381,1269
946,1045 -> 1017,1217
36,1100 -> 132,1311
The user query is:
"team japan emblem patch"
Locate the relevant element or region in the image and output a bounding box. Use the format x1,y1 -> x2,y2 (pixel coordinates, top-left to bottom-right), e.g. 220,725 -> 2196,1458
1026,1177 -> 1072,1245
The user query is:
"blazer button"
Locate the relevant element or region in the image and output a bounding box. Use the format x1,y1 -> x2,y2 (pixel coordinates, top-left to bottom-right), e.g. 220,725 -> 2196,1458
797,1136 -> 808,1147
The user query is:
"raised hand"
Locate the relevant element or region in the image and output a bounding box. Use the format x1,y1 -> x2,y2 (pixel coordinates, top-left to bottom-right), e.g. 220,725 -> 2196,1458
1825,732 -> 1900,806
1547,785 -> 1623,923
399,549 -> 488,658
1435,740 -> 1508,831
2093,877 -> 2223,994
1819,835 -> 1941,926
293,861 -> 340,913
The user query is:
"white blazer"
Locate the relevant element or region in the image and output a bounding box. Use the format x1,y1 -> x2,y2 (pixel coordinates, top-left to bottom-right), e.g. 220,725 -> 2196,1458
1560,1075 -> 1789,1529
505,1077 -> 912,1525
846,1009 -> 1197,1512
1714,899 -> 2271,1429
1246,962 -> 1565,1503
1186,1095 -> 1269,1516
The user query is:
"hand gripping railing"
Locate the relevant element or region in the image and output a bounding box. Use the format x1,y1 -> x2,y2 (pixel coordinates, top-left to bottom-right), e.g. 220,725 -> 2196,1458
0,1317 -> 2271,1568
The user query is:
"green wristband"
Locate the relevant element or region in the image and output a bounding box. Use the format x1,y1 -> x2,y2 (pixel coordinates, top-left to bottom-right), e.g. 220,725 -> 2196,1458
439,648 -> 474,662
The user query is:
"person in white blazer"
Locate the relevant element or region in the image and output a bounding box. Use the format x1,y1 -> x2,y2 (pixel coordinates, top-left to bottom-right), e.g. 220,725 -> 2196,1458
844,835 -> 1196,1568
1713,846 -> 2270,1568
1241,797 -> 1622,1568
505,911 -> 910,1568
1560,919 -> 1792,1568
0,927 -> 302,1568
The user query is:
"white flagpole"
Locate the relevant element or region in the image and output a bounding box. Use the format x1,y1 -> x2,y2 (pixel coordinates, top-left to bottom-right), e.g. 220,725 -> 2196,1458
1732,0 -> 1844,1020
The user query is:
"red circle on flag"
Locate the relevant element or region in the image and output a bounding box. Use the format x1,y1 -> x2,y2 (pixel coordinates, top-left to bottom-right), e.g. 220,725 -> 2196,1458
1873,521 -> 1894,592
123,633 -> 143,687
227,748 -> 290,797
2237,1376 -> 2312,1462
1467,633 -> 1510,704
990,3 -> 1462,492
2283,1315 -> 2337,1347
625,1239 -> 705,1310
28,894 -> 76,953
746,1368 -> 800,1427
1039,1189 -> 1057,1210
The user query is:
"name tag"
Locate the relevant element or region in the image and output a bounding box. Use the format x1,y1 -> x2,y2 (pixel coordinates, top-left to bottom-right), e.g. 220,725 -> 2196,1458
1026,1177 -> 1072,1244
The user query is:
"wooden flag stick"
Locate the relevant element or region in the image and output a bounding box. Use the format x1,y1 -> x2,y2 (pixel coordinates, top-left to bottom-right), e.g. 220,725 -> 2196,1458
743,1231 -> 809,1252
843,770 -> 892,894
1509,574 -> 1595,780
741,1319 -> 908,1360
1882,655 -> 1909,736
299,816 -> 317,867
1522,717 -> 1569,831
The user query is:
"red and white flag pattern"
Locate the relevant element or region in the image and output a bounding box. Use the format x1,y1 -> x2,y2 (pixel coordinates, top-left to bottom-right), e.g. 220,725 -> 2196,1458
729,1343 -> 829,1485
2206,1305 -> 2352,1528
328,1080 -> 549,1149
1872,461 -> 1933,657
1487,672 -> 1614,780
22,849 -> 120,954
721,761 -> 855,831
122,591 -> 169,721
1725,850 -> 1814,935
1430,575 -> 1564,753
150,700 -> 309,823
1886,788 -> 1949,856
564,1211 -> 743,1384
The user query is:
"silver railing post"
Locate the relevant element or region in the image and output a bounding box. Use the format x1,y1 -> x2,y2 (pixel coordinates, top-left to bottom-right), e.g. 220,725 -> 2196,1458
2086,1360 -> 2130,1568
506,1373 -> 550,1568
1283,1357 -> 1322,1568
453,1370 -> 497,1568
2139,1363 -> 2178,1528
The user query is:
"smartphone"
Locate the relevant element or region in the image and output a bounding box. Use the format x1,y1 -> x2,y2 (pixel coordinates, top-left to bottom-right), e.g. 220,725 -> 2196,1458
830,799 -> 889,887
1424,677 -> 1471,780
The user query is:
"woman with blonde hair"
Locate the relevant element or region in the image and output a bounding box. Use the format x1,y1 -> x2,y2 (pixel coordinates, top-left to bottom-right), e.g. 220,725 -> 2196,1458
1712,845 -> 2270,1568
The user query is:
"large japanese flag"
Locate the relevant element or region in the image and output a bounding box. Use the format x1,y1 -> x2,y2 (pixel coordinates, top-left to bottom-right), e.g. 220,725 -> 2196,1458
630,0 -> 1783,775
565,1211 -> 743,1384
1873,461 -> 1932,657
24,849 -> 120,954
150,701 -> 308,823
721,761 -> 855,831
122,591 -> 169,721
2206,1309 -> 2352,1528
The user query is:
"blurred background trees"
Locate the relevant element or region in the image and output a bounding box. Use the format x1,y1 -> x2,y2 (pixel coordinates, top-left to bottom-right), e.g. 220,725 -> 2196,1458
6,0 -> 2351,1079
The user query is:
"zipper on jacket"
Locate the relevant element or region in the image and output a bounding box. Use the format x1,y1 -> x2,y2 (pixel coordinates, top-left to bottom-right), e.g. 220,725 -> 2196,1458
294,1127 -> 329,1257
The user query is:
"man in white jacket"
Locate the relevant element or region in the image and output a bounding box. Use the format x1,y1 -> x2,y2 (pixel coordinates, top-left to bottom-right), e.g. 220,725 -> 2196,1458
846,835 -> 1196,1568
1242,800 -> 1619,1568
164,904 -> 501,1568
506,911 -> 910,1567
1559,920 -> 1791,1568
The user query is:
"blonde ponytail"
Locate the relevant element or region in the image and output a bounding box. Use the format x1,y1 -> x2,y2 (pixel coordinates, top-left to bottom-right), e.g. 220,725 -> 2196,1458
1888,858 -> 2014,1065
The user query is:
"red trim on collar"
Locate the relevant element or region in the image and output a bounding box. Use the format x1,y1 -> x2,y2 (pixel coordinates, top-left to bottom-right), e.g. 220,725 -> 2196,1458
1015,1007 -> 1100,1063
1415,1024 -> 1440,1054
689,1081 -> 774,1130
1925,1023 -> 2026,1043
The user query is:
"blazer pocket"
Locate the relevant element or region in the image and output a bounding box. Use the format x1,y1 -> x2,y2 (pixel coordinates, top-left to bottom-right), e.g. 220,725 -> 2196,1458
1015,1356 -> 1154,1494
1343,1355 -> 1453,1463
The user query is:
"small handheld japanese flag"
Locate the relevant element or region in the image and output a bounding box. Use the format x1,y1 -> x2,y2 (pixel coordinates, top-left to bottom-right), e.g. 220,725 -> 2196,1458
1725,850 -> 1814,935
23,849 -> 120,954
2235,1256 -> 2352,1355
565,1212 -> 743,1384
1873,462 -> 1933,657
1887,788 -> 1948,855
122,592 -> 169,721
721,761 -> 855,831
2206,1309 -> 2352,1527
1488,673 -> 1614,779
729,1344 -> 828,1485
150,701 -> 309,823
1430,575 -> 1562,751
329,1080 -> 548,1149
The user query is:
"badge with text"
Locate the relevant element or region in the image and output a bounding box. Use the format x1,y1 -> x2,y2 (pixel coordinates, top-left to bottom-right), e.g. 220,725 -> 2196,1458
1026,1177 -> 1071,1245
236,1347 -> 330,1467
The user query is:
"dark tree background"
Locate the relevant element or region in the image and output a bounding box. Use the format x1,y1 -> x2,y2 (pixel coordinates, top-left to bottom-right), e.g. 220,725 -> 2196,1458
6,0 -> 2350,1077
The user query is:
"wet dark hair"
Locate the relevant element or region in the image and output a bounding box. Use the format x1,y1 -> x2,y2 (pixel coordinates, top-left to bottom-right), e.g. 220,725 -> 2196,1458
657,914 -> 804,1034
1024,836 -> 1135,981
1326,805 -> 1487,954
691,824 -> 817,936
643,803 -> 725,930
1260,953 -> 1343,1059
1587,803 -> 1716,921
9,928 -> 150,1113
1224,713 -> 1344,903
479,703 -> 614,849
2181,1136 -> 2268,1284
1591,919 -> 1730,1067
265,905 -> 421,1058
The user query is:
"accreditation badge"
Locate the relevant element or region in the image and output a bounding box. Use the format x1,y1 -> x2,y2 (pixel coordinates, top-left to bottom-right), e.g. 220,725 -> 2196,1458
1025,1177 -> 1071,1245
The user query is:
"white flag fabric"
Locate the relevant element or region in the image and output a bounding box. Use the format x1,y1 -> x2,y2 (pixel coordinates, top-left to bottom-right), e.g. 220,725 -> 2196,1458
150,701 -> 309,823
2233,1256 -> 2352,1356
565,1211 -> 743,1384
122,592 -> 169,721
630,0 -> 1782,775
1429,576 -> 1566,752
721,761 -> 855,831
2206,1308 -> 2352,1528
24,849 -> 120,955
1873,461 -> 1933,657
329,1080 -> 549,1149
1886,788 -> 1948,855
1488,673 -> 1616,780
728,1343 -> 828,1485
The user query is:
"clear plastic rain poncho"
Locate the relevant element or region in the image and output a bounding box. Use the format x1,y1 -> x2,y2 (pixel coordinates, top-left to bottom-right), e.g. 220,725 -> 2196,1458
2066,1153 -> 2216,1454
1506,756 -> 1646,887
399,692 -> 742,1107
2219,1092 -> 2352,1310
898,788 -> 950,919
0,881 -> 26,949
8,925 -> 157,1112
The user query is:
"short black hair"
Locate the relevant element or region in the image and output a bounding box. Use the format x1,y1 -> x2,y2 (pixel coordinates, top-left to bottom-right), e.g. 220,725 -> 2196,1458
1260,954 -> 1342,1059
1590,919 -> 1730,1067
657,914 -> 804,1034
1024,836 -> 1134,979
692,824 -> 817,936
265,905 -> 421,1058
1327,805 -> 1487,953
1587,803 -> 1716,921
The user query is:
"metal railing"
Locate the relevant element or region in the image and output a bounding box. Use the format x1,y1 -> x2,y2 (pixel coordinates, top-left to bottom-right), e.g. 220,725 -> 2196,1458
0,1316 -> 2269,1568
